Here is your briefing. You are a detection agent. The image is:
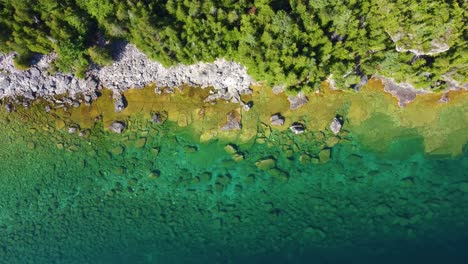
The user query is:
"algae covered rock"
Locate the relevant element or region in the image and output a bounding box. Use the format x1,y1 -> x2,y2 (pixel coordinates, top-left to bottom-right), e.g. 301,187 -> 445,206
221,110 -> 241,130
149,147 -> 160,157
134,138 -> 147,148
232,153 -> 244,162
148,170 -> 161,179
255,158 -> 276,170
325,136 -> 340,148
151,111 -> 167,124
318,148 -> 331,163
268,168 -> 289,181
224,144 -> 238,155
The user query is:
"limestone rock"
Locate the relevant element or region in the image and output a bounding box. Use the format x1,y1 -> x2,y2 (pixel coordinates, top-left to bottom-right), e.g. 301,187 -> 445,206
330,117 -> 343,135
0,42 -> 254,107
289,123 -> 305,134
113,93 -> 127,112
111,146 -> 125,155
68,125 -> 79,134
151,111 -> 167,124
270,113 -> 285,126
221,111 -> 241,131
5,102 -> 12,113
439,93 -> 450,103
378,76 -> 430,107
109,121 -> 126,133
287,92 -> 308,110
272,85 -> 285,94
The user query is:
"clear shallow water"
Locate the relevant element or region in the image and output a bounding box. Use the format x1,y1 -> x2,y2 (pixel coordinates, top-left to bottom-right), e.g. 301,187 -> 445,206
0,111 -> 467,264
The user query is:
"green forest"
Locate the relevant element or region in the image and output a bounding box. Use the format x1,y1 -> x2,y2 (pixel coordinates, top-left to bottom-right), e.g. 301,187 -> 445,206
0,0 -> 466,91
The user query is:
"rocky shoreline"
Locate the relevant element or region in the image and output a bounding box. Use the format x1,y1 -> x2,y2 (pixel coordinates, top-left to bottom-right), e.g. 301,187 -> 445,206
0,43 -> 465,112
0,43 -> 254,110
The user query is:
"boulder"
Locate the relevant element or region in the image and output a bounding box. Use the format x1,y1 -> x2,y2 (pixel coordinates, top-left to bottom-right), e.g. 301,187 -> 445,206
113,93 -> 127,112
221,111 -> 241,130
151,111 -> 167,124
5,102 -> 12,113
255,158 -> 276,170
319,148 -> 331,163
330,117 -> 343,135
67,126 -> 79,134
289,123 -> 305,134
224,144 -> 238,155
270,113 -> 285,126
109,121 -> 126,133
287,92 -> 308,110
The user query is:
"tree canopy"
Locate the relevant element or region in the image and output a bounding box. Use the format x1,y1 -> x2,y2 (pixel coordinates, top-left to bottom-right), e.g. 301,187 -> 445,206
0,0 -> 466,91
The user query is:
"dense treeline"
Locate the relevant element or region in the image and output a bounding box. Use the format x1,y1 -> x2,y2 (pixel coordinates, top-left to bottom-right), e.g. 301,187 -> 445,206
0,0 -> 466,90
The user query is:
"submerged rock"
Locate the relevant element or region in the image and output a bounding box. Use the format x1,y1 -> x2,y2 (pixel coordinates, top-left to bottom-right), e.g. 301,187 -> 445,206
67,126 -> 79,134
113,93 -> 127,112
270,113 -> 285,126
319,148 -> 331,163
5,102 -> 12,113
109,121 -> 126,133
255,158 -> 276,170
151,111 -> 167,124
330,117 -> 343,135
287,92 -> 308,110
221,111 -> 241,130
289,123 -> 305,134
438,93 -> 450,103
224,144 -> 238,155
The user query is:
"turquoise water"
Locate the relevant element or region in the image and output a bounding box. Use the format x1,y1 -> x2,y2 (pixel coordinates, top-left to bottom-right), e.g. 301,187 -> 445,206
0,112 -> 467,263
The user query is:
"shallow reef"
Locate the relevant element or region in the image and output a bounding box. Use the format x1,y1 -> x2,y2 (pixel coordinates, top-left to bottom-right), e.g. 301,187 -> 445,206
0,81 -> 467,263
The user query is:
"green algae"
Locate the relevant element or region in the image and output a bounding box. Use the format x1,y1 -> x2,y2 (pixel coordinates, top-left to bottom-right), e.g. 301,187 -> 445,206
0,82 -> 467,263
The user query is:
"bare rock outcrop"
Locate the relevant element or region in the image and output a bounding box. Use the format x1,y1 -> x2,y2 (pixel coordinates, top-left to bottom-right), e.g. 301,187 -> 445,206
377,76 -> 430,107
0,43 -> 254,106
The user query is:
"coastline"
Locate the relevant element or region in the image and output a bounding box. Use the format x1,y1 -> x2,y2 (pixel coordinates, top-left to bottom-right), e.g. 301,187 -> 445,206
1,43 -> 467,157
2,43 -> 466,112
1,46 -> 467,264
0,43 -> 253,108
